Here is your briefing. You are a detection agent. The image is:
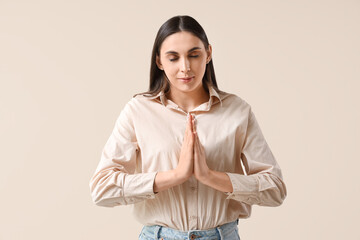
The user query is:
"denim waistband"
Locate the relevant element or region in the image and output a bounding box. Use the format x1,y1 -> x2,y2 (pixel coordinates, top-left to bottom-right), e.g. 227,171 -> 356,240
140,219 -> 239,240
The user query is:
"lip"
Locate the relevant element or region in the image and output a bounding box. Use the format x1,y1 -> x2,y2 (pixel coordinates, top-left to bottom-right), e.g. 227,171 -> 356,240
178,76 -> 194,81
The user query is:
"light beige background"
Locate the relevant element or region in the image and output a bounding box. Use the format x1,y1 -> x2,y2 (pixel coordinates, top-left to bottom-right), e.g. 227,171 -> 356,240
1,0 -> 359,239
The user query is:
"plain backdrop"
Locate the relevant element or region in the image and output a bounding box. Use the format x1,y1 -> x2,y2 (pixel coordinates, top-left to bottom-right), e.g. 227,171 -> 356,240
1,0 -> 359,239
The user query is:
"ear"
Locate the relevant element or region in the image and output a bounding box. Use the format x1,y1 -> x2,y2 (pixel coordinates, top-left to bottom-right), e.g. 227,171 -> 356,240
156,55 -> 163,70
206,44 -> 212,64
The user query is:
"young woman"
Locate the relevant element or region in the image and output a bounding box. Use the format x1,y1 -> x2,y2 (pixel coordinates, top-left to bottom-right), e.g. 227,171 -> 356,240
89,15 -> 287,240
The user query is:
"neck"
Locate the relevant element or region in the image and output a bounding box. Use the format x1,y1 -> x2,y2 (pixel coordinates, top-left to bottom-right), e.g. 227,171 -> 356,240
166,84 -> 210,112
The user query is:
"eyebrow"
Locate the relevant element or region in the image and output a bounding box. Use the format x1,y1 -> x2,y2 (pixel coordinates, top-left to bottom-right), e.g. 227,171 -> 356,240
165,47 -> 201,55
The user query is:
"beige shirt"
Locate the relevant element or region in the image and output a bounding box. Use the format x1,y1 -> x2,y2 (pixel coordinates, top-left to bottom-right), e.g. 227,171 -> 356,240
89,82 -> 287,231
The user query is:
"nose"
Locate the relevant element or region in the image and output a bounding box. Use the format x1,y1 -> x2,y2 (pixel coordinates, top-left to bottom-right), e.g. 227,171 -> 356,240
180,57 -> 191,73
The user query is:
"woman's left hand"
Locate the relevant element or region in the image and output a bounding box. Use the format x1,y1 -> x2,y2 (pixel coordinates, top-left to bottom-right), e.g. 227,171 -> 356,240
193,130 -> 211,182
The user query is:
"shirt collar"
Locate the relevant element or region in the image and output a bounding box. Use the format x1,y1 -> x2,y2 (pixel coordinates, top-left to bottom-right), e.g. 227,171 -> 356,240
145,82 -> 223,108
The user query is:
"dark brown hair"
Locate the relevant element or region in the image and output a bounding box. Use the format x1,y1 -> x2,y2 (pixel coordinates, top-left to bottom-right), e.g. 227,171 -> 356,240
133,15 -> 226,98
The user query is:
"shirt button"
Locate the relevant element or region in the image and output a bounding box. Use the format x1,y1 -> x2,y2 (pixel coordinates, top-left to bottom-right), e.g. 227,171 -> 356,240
190,186 -> 196,191
190,234 -> 198,239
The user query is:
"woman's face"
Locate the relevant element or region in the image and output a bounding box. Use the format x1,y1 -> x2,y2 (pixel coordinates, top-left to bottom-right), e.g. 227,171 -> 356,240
156,31 -> 212,94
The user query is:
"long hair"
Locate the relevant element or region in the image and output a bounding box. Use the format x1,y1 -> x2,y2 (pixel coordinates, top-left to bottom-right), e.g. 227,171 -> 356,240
133,15 -> 226,98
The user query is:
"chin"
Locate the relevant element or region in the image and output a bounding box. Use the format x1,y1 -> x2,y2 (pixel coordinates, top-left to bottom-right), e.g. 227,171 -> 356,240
178,82 -> 203,92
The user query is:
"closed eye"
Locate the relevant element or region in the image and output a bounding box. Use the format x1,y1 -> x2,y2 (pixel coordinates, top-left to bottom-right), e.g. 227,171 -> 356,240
169,55 -> 199,62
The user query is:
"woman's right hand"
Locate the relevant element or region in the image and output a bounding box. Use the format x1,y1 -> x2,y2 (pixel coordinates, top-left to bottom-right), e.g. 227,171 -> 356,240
175,113 -> 195,181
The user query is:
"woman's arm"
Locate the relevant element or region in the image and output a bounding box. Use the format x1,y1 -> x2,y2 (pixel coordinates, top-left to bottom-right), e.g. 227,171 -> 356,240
200,107 -> 287,207
197,170 -> 233,193
89,101 -> 158,207
153,170 -> 188,193
225,108 -> 287,206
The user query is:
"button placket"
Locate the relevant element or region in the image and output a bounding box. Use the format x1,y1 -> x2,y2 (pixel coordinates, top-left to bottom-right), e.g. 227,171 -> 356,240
189,176 -> 199,229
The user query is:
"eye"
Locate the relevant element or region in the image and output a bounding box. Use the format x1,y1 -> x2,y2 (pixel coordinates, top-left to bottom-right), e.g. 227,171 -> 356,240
169,55 -> 199,62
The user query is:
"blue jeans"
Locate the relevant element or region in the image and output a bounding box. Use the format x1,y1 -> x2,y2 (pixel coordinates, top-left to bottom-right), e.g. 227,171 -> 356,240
138,219 -> 240,240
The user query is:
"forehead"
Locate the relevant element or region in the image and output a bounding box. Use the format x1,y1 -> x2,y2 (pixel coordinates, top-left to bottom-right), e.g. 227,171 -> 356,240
160,31 -> 204,54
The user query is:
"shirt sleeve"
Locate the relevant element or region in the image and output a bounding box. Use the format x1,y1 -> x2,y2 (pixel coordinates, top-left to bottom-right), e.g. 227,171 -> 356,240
224,106 -> 287,206
89,100 -> 158,207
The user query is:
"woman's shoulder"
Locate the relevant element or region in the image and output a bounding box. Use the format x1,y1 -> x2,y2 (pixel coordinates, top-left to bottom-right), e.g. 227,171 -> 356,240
218,90 -> 251,110
120,93 -> 159,112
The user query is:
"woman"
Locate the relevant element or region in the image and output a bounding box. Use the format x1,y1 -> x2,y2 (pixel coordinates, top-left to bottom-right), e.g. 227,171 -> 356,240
89,15 -> 287,240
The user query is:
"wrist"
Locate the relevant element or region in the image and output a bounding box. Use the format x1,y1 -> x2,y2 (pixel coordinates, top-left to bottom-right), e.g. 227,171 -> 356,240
198,169 -> 213,184
174,169 -> 190,183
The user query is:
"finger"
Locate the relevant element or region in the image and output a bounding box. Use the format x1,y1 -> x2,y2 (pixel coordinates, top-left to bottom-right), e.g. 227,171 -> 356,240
194,132 -> 201,151
193,134 -> 198,154
193,131 -> 198,148
190,117 -> 195,136
189,117 -> 196,144
186,114 -> 192,136
197,135 -> 204,154
187,113 -> 192,127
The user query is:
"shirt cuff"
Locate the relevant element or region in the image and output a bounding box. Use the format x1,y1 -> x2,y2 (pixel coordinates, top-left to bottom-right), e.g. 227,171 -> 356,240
123,171 -> 158,200
224,172 -> 259,200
